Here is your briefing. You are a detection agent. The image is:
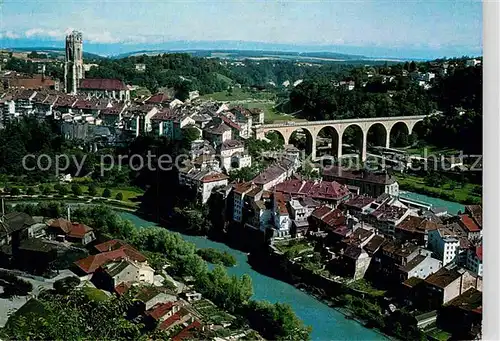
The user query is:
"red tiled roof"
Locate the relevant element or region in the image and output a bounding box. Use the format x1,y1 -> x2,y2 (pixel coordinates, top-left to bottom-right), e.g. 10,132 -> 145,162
80,78 -> 127,91
95,239 -> 129,252
220,114 -> 242,131
322,209 -> 346,228
274,179 -> 350,201
100,102 -> 127,115
158,311 -> 183,330
146,302 -> 176,320
233,182 -> 254,195
146,93 -> 171,104
311,205 -> 332,220
74,244 -> 146,274
476,245 -> 482,261
172,320 -> 202,341
3,75 -> 56,90
459,214 -> 481,232
201,173 -> 228,183
49,218 -> 93,238
274,192 -> 288,215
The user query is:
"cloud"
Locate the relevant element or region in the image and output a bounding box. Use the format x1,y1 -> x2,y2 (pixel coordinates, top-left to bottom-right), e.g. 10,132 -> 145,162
85,31 -> 121,44
25,28 -> 65,39
1,31 -> 20,39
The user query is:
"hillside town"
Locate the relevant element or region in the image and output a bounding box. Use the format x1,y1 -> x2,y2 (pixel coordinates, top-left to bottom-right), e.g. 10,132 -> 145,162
0,29 -> 483,341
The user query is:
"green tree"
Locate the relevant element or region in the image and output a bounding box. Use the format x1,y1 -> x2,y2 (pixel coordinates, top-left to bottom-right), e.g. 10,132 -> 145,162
115,192 -> 124,201
58,185 -> 68,196
26,187 -> 36,195
88,184 -> 97,196
10,187 -> 20,196
102,188 -> 112,198
71,184 -> 82,196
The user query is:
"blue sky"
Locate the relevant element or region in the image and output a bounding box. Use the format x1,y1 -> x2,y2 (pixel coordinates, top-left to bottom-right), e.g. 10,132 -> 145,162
0,0 -> 483,58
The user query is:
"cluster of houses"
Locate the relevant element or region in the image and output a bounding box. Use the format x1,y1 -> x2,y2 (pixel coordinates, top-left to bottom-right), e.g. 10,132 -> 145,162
179,149 -> 482,336
0,77 -> 264,176
0,209 -> 241,340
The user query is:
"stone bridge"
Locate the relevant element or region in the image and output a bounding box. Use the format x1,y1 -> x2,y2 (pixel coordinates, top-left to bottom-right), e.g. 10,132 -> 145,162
254,115 -> 429,161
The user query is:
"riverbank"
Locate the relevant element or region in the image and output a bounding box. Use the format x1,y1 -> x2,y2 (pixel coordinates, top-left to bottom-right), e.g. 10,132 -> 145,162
119,212 -> 388,341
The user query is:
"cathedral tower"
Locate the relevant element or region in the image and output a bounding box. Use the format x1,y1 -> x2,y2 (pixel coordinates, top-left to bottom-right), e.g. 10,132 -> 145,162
64,30 -> 84,94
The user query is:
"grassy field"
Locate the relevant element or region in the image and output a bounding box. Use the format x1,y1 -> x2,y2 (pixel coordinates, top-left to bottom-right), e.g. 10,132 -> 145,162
274,239 -> 313,256
6,181 -> 143,205
347,279 -> 387,297
395,173 -> 481,203
82,286 -> 109,302
199,87 -> 274,101
425,328 -> 451,341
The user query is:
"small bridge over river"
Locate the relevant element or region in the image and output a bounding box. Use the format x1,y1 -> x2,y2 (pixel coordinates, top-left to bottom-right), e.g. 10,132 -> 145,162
254,115 -> 432,161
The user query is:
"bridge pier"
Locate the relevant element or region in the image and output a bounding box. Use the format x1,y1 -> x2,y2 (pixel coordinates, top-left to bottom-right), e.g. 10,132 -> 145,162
362,132 -> 367,162
385,132 -> 391,148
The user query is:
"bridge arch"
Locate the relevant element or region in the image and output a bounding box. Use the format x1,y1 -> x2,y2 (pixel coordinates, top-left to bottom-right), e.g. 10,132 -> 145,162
389,121 -> 412,148
264,130 -> 286,145
315,125 -> 341,159
341,123 -> 365,160
366,122 -> 389,149
288,127 -> 315,157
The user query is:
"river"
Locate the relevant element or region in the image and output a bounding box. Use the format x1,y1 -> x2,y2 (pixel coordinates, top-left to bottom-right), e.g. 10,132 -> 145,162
119,212 -> 388,341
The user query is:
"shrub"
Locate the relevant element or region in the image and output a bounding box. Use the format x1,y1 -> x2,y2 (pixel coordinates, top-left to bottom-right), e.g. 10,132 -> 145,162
88,184 -> 97,196
102,188 -> 112,198
10,187 -> 21,196
71,184 -> 82,196
115,192 -> 123,201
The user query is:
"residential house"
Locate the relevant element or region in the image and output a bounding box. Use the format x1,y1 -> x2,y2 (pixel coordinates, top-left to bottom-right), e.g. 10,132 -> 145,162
343,195 -> 377,219
228,106 -> 253,138
424,264 -> 482,308
92,258 -> 155,291
465,245 -> 482,277
73,240 -> 149,277
322,167 -> 399,197
123,104 -> 159,137
219,139 -> 246,171
232,182 -> 256,223
252,164 -> 289,191
439,288 -> 482,340
46,218 -> 96,245
335,228 -> 376,279
274,179 -> 352,207
288,197 -> 319,237
203,120 -> 232,147
395,216 -> 440,246
79,78 -> 130,101
427,227 -> 461,266
465,59 -> 481,67
397,249 -> 442,282
250,107 -> 264,125
0,212 -> 34,246
273,192 -> 291,238
178,168 -> 229,204
370,204 -> 410,237
144,301 -> 182,330
457,214 -> 482,240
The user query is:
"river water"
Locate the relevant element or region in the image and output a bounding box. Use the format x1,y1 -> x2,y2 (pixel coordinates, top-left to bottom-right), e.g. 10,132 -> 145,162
117,189 -> 465,341
119,212 -> 388,341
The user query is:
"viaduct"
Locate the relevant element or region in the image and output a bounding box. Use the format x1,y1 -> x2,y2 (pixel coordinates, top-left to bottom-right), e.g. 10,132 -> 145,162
254,115 -> 429,161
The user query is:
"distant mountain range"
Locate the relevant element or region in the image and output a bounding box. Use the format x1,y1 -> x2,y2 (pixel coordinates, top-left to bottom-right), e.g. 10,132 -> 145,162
7,47 -> 104,60
0,37 -> 481,60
